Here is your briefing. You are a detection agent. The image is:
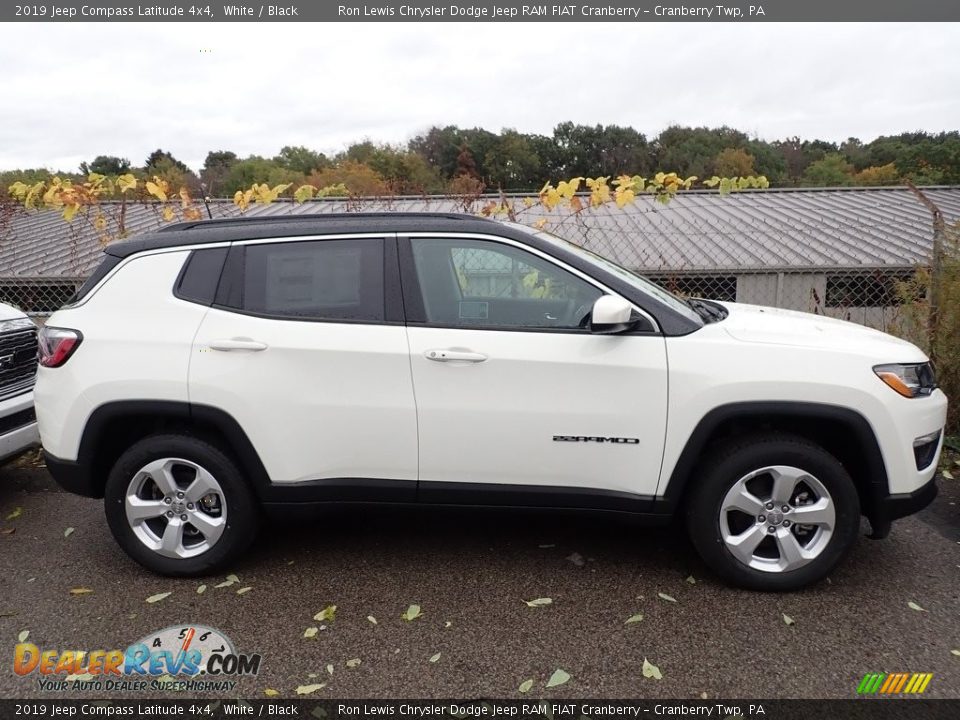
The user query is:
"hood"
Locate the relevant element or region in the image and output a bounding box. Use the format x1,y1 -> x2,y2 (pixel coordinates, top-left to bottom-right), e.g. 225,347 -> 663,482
713,301 -> 922,357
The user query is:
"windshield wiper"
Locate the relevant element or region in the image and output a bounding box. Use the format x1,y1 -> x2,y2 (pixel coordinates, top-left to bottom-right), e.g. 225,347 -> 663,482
687,298 -> 728,323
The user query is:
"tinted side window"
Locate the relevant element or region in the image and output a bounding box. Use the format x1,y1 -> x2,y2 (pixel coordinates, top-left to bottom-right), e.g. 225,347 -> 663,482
410,238 -> 602,330
176,247 -> 228,305
238,238 -> 384,322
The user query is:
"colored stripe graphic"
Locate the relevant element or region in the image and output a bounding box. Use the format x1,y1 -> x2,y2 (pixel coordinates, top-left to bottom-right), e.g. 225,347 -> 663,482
892,673 -> 909,693
857,672 -> 932,694
856,674 -> 877,694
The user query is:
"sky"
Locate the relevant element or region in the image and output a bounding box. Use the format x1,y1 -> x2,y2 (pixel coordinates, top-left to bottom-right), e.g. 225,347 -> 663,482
0,22 -> 958,172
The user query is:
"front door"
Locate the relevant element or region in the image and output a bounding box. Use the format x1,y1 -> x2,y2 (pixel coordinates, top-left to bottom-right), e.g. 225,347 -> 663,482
401,235 -> 669,502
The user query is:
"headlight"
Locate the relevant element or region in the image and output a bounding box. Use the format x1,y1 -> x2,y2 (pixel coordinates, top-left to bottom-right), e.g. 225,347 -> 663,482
873,362 -> 937,398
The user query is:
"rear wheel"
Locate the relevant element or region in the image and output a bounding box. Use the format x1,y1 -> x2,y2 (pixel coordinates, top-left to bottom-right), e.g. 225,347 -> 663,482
686,434 -> 860,591
104,434 -> 259,576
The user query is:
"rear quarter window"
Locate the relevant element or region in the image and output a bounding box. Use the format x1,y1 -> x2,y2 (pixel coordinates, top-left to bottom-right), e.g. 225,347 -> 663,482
175,247 -> 229,306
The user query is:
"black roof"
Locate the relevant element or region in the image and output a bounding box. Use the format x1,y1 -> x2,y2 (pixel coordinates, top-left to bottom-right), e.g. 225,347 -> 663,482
98,210 -> 702,336
106,212 -> 503,259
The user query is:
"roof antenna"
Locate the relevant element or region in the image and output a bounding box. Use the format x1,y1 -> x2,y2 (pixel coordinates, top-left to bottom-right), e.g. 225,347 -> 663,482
200,183 -> 213,219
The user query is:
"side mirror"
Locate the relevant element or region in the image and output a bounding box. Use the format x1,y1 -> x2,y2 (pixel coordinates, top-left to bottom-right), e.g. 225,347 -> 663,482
589,295 -> 636,334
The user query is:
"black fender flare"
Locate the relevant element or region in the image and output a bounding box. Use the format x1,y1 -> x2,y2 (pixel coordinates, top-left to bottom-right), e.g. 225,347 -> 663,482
69,400 -> 271,498
656,401 -> 890,519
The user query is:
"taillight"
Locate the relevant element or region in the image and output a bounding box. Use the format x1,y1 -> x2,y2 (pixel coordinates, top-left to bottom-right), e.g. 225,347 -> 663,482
38,326 -> 83,368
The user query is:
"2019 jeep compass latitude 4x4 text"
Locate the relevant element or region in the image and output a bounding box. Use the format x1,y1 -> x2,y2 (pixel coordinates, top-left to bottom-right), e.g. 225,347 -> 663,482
35,214 -> 947,591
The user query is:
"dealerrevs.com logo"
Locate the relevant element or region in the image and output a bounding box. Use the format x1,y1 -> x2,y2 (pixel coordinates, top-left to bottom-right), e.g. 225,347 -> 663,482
14,624 -> 262,693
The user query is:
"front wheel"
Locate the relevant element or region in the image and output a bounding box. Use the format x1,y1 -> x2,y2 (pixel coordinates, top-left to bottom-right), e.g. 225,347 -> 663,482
686,434 -> 860,591
104,434 -> 260,576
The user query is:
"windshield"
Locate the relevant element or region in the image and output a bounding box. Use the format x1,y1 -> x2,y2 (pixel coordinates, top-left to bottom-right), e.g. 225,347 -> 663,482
522,225 -> 704,325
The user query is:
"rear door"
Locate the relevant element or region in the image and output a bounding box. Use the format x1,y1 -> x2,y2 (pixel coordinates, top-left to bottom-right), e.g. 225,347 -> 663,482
400,233 -> 669,502
189,234 -> 417,496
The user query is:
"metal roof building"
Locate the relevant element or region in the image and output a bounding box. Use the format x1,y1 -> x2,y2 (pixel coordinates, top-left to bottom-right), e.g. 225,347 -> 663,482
1,185 -> 957,326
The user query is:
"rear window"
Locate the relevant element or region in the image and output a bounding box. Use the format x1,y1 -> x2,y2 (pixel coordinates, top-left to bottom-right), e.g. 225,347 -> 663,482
217,238 -> 385,322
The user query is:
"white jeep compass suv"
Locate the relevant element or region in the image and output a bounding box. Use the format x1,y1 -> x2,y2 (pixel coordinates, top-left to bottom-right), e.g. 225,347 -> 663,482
34,214 -> 947,590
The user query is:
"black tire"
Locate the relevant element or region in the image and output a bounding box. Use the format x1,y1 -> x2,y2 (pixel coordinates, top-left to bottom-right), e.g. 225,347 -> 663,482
686,433 -> 860,592
104,434 -> 260,576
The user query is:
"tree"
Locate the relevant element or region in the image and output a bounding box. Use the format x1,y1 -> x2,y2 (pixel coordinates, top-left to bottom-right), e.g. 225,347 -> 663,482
410,126 -> 465,179
409,126 -> 499,183
79,155 -> 131,176
484,130 -> 542,189
552,122 -> 650,178
274,145 -> 329,175
595,125 -> 651,176
144,149 -> 189,174
223,156 -> 302,193
853,163 -> 900,186
307,161 -> 389,196
1,168 -> 69,190
201,150 -> 238,195
774,137 -> 838,185
802,153 -> 855,186
894,132 -> 960,184
840,137 -> 870,170
745,140 -> 787,185
455,142 -> 479,179
774,137 -> 807,185
654,126 -> 748,178
148,156 -> 201,193
342,142 -> 444,193
713,148 -> 756,177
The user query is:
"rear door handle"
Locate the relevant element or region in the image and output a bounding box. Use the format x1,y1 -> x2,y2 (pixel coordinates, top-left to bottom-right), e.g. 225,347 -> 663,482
424,349 -> 488,363
209,338 -> 268,352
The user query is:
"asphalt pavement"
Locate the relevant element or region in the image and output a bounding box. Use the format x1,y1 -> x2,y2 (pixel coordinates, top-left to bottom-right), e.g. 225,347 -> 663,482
1,459 -> 958,700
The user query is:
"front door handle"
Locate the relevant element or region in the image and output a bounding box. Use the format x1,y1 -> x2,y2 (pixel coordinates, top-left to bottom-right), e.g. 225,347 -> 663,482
209,338 -> 268,352
424,349 -> 488,363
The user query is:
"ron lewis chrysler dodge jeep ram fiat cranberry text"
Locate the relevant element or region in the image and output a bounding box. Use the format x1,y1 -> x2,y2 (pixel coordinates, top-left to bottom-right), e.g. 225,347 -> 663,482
34,214 -> 946,590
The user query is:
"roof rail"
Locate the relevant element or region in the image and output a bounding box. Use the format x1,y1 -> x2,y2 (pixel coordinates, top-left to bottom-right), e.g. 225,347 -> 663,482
158,211 -> 486,233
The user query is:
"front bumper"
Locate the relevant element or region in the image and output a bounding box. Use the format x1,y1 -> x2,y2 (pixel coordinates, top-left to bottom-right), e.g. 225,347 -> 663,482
880,475 -> 939,521
866,475 -> 938,539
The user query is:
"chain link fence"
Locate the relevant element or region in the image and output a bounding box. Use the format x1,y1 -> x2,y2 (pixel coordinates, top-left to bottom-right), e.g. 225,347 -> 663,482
0,278 -> 85,323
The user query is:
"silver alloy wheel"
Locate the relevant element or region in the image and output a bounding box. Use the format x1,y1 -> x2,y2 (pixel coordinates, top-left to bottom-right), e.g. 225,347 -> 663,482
719,465 -> 835,573
124,457 -> 227,559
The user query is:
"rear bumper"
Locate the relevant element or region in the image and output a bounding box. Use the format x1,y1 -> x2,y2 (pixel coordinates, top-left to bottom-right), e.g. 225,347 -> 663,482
44,450 -> 103,498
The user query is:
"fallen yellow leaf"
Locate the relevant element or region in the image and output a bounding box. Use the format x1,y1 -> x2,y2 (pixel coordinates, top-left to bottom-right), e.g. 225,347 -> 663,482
296,683 -> 325,695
